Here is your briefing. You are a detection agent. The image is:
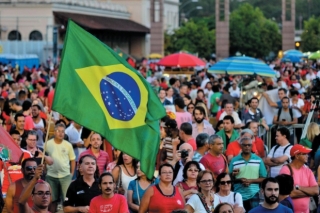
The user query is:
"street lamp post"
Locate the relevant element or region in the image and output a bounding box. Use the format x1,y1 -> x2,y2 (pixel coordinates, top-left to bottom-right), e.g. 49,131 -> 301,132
179,0 -> 199,26
180,0 -> 198,12
186,6 -> 203,17
46,24 -> 64,65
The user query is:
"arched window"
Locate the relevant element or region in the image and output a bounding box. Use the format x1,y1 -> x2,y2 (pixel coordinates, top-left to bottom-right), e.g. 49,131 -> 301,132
8,30 -> 21,41
29,30 -> 43,41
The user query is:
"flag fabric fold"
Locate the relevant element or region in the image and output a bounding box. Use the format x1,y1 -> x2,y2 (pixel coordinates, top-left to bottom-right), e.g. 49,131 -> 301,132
0,126 -> 23,163
52,20 -> 166,178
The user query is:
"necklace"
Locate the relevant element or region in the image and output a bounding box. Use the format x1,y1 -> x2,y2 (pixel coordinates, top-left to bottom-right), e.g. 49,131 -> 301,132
123,164 -> 135,177
198,192 -> 214,213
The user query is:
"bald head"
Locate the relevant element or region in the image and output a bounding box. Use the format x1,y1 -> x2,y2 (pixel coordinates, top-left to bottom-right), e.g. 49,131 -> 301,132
179,142 -> 194,163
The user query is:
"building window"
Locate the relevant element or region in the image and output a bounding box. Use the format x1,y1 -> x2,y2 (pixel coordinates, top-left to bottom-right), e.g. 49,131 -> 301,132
8,30 -> 21,41
29,30 -> 43,41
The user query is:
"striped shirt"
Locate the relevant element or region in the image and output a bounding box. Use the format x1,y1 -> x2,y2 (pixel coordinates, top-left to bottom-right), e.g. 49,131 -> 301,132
79,149 -> 110,174
229,153 -> 267,201
163,137 -> 174,161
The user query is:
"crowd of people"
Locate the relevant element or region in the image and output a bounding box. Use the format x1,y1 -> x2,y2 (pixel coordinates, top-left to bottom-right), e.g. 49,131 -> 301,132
0,59 -> 319,213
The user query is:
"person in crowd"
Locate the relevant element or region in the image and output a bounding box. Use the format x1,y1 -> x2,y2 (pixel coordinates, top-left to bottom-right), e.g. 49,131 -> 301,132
46,123 -> 76,213
179,122 -> 197,151
187,103 -> 196,115
219,103 -> 243,129
127,162 -> 153,213
31,104 -> 46,148
5,158 -> 37,213
139,163 -> 185,213
213,203 -> 234,213
65,121 -> 85,161
200,135 -> 228,179
216,115 -> 239,151
204,82 -> 213,110
279,144 -> 319,213
192,133 -> 209,162
242,97 -> 269,131
174,98 -> 192,129
262,88 -> 287,108
162,119 -> 180,164
89,172 -> 129,213
176,161 -> 200,201
272,97 -> 298,145
63,155 -> 100,213
248,178 -> 293,213
112,152 -> 137,198
214,172 -> 244,213
247,121 -> 265,158
192,106 -> 215,139
194,89 -> 207,106
290,90 -> 304,140
165,87 -> 174,105
79,133 -> 109,174
159,89 -> 173,106
210,85 -> 221,117
185,170 -> 218,213
300,122 -> 319,149
18,164 -> 51,213
226,129 -> 259,163
275,174 -> 294,211
178,84 -> 189,99
106,148 -> 121,172
229,136 -> 267,212
9,113 -> 29,148
215,120 -> 224,133
183,94 -> 193,107
265,127 -> 292,177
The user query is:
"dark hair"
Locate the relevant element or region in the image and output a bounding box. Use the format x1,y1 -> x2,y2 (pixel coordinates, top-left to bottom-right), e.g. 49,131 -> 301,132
78,154 -> 99,178
10,129 -> 20,136
21,158 -> 37,169
184,94 -> 191,101
159,163 -> 174,175
182,161 -> 201,180
32,104 -> 41,111
212,85 -> 220,93
174,97 -> 185,109
27,130 -> 38,140
276,127 -> 290,140
215,120 -> 224,132
223,115 -> 234,124
196,133 -> 209,148
187,103 -> 195,110
249,97 -> 259,104
18,90 -> 26,96
193,106 -> 206,117
278,88 -> 287,94
275,174 -> 293,195
221,100 -> 229,109
261,177 -> 278,190
116,152 -> 138,172
14,112 -> 24,122
213,203 -> 234,213
290,90 -> 299,96
99,172 -> 114,184
22,100 -> 32,111
9,98 -> 20,106
171,210 -> 188,213
180,122 -> 192,135
169,78 -> 177,86
179,84 -> 188,89
215,172 -> 231,193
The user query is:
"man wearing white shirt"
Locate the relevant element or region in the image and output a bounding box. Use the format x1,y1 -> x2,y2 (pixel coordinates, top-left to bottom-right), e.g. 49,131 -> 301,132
229,81 -> 240,98
219,103 -> 243,128
306,67 -> 316,81
65,122 -> 85,160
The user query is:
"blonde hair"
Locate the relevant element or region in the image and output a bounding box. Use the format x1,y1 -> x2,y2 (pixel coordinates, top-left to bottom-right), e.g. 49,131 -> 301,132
307,122 -> 320,142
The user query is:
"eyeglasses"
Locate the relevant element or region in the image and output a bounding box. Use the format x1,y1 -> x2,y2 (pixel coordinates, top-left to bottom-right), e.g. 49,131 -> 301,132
187,169 -> 199,172
25,166 -> 37,171
161,172 -> 173,175
33,191 -> 51,196
241,144 -> 252,147
220,180 -> 232,185
200,179 -> 213,184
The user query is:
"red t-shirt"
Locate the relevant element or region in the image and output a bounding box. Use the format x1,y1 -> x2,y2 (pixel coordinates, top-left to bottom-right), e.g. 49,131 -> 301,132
24,115 -> 34,131
89,194 -> 129,213
225,140 -> 258,157
254,137 -> 265,158
79,149 -> 109,174
199,153 -> 227,178
47,90 -> 55,111
187,138 -> 197,151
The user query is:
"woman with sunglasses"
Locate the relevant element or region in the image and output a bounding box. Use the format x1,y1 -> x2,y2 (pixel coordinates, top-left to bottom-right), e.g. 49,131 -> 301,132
185,170 -> 218,213
127,162 -> 153,213
176,161 -> 200,201
214,173 -> 244,213
63,154 -> 101,213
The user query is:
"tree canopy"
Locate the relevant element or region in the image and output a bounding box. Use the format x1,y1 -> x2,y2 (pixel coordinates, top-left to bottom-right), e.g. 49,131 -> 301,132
300,16 -> 320,52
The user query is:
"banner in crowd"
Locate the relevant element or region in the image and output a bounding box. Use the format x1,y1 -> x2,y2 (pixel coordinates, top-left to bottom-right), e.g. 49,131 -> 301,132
52,20 -> 166,178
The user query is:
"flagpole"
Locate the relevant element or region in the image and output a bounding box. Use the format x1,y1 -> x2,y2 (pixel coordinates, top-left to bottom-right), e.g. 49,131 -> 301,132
41,111 -> 53,164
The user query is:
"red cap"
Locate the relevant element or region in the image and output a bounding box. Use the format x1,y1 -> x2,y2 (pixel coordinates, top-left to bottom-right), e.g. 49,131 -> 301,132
38,78 -> 46,83
290,144 -> 311,157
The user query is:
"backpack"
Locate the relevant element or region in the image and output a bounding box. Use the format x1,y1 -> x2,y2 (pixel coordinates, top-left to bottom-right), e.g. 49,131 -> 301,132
272,144 -> 292,163
277,107 -> 293,122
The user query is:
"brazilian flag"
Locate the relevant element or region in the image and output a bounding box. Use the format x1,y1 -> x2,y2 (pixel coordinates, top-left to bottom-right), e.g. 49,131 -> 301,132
52,20 -> 166,178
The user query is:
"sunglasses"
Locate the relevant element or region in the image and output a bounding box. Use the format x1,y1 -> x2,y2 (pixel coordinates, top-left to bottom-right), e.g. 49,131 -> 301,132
241,144 -> 252,147
25,166 -> 37,171
187,169 -> 199,172
220,180 -> 232,185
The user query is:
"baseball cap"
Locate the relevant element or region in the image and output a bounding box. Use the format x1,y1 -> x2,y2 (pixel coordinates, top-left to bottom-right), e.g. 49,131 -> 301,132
290,144 -> 311,157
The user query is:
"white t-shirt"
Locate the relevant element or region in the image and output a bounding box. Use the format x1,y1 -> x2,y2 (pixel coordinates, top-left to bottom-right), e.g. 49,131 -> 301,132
306,73 -> 316,81
214,191 -> 244,208
290,98 -> 304,118
267,143 -> 292,177
187,193 -> 219,213
219,111 -> 242,125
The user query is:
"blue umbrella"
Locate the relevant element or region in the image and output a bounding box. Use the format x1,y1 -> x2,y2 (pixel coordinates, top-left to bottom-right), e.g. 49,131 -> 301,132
283,49 -> 303,57
281,54 -> 302,63
208,56 -> 276,77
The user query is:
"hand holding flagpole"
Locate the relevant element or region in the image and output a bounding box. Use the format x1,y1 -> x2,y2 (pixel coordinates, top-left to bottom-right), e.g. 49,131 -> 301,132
41,111 -> 53,164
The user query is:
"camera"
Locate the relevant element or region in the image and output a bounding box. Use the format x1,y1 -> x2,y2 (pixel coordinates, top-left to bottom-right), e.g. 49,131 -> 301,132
181,149 -> 189,159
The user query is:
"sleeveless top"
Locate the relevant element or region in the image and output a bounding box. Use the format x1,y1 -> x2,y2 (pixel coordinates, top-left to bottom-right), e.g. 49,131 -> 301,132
148,185 -> 184,213
120,166 -> 137,198
176,181 -> 198,201
13,179 -> 33,213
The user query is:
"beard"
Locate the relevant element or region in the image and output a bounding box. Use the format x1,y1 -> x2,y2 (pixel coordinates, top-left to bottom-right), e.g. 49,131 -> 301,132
264,194 -> 278,204
195,117 -> 204,124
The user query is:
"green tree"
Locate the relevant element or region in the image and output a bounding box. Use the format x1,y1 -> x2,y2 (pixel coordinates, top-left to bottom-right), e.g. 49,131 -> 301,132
229,3 -> 281,58
165,20 -> 215,58
301,16 -> 320,52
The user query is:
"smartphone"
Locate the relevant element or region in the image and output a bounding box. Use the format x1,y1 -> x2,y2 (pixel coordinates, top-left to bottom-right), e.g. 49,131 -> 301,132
282,119 -> 286,121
